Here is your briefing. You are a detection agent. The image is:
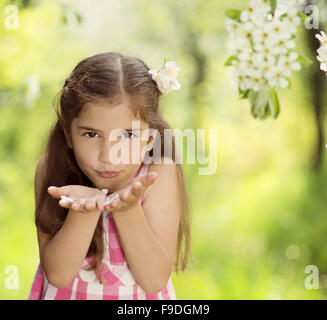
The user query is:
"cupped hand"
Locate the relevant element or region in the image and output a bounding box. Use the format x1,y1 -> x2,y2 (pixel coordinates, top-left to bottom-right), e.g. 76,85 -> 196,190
102,171 -> 158,213
47,185 -> 107,213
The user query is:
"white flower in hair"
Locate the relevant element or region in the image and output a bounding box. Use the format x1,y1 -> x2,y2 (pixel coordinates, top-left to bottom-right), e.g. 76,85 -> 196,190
148,59 -> 181,95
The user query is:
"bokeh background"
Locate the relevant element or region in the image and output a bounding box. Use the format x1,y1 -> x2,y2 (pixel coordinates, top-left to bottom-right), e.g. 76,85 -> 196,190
1,0 -> 327,299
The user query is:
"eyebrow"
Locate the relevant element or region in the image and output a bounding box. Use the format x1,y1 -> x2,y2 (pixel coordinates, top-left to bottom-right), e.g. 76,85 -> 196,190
77,126 -> 142,131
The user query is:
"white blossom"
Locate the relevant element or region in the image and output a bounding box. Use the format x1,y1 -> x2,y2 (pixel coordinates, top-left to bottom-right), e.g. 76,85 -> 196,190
276,52 -> 301,77
317,46 -> 327,62
227,38 -> 250,56
316,32 -> 327,74
247,68 -> 266,92
316,31 -> 327,46
261,55 -> 276,74
271,37 -> 296,55
267,19 -> 292,41
148,61 -> 181,95
276,0 -> 305,17
278,7 -> 301,35
226,19 -> 240,38
250,0 -> 271,13
226,0 -> 304,92
266,66 -> 289,88
252,28 -> 270,45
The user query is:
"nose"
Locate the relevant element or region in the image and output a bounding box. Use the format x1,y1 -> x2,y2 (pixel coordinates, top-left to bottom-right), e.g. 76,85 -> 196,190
98,138 -> 129,165
98,140 -> 116,165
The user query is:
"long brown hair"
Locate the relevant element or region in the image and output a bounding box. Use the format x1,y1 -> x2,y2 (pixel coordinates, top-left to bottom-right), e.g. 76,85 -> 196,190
36,52 -> 191,277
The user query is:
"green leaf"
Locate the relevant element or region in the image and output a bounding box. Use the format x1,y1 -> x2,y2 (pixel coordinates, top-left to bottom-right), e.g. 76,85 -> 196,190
256,89 -> 270,119
297,55 -> 313,67
250,103 -> 258,118
224,9 -> 241,22
248,90 -> 258,105
268,88 -> 280,119
163,56 -> 173,67
224,56 -> 239,67
248,88 -> 280,120
61,13 -> 68,25
239,88 -> 250,99
297,12 -> 307,22
75,12 -> 83,24
249,90 -> 260,118
270,0 -> 277,14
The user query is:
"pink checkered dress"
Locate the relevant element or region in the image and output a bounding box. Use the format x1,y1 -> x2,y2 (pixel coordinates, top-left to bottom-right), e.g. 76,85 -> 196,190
28,161 -> 177,300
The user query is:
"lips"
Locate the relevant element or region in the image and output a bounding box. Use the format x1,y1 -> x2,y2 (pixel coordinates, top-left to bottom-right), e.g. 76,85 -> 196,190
98,170 -> 120,178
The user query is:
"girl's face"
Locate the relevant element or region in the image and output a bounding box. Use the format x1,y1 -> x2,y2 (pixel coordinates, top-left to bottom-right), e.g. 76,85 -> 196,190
68,99 -> 152,191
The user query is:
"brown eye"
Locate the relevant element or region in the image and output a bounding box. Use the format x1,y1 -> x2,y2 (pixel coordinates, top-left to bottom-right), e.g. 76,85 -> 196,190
121,131 -> 136,139
83,132 -> 98,138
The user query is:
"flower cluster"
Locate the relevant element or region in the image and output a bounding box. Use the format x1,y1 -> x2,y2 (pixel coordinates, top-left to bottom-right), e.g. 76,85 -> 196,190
225,0 -> 310,119
316,31 -> 327,75
148,59 -> 181,95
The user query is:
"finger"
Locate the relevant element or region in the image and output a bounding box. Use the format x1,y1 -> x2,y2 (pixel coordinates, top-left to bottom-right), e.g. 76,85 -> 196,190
104,200 -> 118,211
48,186 -> 71,199
98,200 -> 106,211
110,199 -> 122,210
130,182 -> 143,198
58,199 -> 72,209
135,172 -> 158,189
144,171 -> 158,186
47,186 -> 61,199
71,202 -> 81,211
60,195 -> 74,204
120,190 -> 132,202
96,199 -> 105,212
84,199 -> 96,211
103,193 -> 119,209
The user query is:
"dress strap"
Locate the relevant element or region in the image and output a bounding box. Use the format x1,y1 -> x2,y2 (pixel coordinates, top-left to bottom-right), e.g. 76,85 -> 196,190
139,162 -> 150,205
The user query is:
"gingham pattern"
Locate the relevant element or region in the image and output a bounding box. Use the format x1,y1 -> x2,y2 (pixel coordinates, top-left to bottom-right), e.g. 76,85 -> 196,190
28,161 -> 177,300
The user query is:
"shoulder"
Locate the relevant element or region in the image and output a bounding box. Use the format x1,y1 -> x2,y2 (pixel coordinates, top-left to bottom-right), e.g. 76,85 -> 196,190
142,156 -> 180,205
147,156 -> 178,176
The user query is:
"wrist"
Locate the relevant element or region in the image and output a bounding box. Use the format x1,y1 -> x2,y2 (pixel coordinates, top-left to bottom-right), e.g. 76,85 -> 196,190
68,207 -> 102,216
111,200 -> 142,219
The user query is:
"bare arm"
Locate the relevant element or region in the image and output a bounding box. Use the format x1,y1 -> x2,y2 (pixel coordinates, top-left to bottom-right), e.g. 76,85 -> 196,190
111,158 -> 181,295
35,156 -> 103,289
41,209 -> 101,288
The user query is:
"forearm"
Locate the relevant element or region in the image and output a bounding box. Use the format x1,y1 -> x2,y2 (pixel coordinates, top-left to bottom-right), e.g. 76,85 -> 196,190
42,209 -> 101,288
112,202 -> 171,295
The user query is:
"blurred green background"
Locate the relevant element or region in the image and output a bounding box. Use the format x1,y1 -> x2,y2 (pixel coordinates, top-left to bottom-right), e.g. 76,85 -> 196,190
1,0 -> 327,299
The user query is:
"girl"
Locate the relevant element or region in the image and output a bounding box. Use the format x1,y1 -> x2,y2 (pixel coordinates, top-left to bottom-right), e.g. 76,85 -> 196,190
28,52 -> 191,300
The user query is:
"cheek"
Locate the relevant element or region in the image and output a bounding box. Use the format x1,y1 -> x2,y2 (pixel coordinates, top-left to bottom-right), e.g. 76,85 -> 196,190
127,140 -> 148,162
73,140 -> 97,167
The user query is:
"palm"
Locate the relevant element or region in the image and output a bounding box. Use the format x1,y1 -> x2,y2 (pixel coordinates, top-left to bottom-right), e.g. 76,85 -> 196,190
103,171 -> 158,213
48,184 -> 107,212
